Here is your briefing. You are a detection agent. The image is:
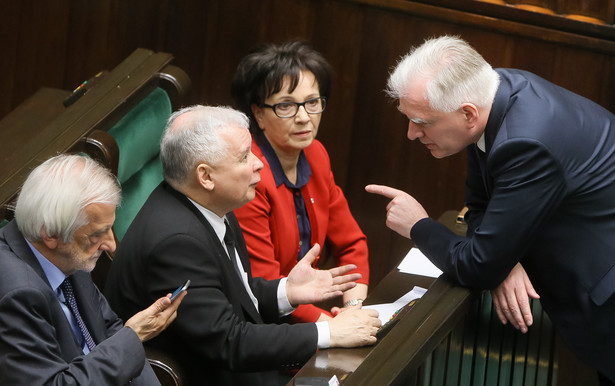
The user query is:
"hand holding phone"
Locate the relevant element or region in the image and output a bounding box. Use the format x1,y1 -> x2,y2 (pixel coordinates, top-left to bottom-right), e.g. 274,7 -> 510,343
170,280 -> 191,301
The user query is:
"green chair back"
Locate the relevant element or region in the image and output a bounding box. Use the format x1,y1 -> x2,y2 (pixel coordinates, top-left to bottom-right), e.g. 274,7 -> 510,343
107,87 -> 171,241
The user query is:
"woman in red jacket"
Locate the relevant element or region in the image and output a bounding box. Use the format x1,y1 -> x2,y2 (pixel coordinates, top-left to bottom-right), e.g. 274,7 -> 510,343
231,41 -> 369,323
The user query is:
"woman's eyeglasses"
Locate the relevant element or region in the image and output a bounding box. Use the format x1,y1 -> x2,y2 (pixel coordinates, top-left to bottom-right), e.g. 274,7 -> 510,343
262,97 -> 327,118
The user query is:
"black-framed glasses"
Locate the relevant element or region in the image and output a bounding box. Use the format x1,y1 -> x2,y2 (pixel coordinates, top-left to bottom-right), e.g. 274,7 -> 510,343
262,97 -> 327,118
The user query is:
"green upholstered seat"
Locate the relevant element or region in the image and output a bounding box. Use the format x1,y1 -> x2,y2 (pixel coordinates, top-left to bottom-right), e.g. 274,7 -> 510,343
107,87 -> 171,241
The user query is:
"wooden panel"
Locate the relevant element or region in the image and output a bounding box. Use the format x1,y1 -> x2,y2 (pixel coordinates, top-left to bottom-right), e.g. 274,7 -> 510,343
1,0 -> 614,287
0,0 -> 70,116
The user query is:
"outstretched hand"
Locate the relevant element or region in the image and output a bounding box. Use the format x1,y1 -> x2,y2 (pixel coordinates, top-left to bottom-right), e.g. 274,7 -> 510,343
124,291 -> 186,342
491,263 -> 540,333
365,184 -> 428,239
286,244 -> 361,306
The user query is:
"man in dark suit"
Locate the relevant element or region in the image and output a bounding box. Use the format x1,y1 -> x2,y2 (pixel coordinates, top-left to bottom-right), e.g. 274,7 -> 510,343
366,36 -> 615,385
105,105 -> 381,385
0,154 -> 184,385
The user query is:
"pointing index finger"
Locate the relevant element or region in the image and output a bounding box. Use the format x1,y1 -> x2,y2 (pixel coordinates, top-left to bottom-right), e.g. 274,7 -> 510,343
365,184 -> 404,199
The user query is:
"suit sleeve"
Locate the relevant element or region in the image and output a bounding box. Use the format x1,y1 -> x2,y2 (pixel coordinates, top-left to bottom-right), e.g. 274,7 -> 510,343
412,140 -> 567,289
145,232 -> 318,372
0,286 -> 150,386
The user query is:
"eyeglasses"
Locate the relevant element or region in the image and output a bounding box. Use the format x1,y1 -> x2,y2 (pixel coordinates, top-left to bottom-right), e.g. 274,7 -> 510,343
262,97 -> 327,118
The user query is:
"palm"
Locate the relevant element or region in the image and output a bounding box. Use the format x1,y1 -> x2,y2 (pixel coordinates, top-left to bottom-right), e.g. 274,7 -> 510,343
286,244 -> 361,306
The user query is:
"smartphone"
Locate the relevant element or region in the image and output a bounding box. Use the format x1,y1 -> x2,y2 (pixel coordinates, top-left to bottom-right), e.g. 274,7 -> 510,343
170,280 -> 191,301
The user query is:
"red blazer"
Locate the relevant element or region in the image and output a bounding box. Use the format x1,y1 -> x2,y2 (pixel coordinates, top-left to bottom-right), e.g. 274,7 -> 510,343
234,138 -> 369,322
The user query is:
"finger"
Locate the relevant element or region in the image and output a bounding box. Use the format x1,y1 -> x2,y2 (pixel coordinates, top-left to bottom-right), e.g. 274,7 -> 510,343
491,291 -> 509,325
299,243 -> 321,266
525,281 -> 540,300
330,282 -> 358,294
320,290 -> 344,301
365,336 -> 378,345
515,288 -> 533,328
151,296 -> 172,313
365,184 -> 404,199
504,292 -> 523,330
331,273 -> 362,285
163,291 -> 186,315
328,264 -> 358,278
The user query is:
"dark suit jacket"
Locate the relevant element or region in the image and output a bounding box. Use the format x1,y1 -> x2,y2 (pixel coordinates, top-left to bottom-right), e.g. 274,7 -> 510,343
0,220 -> 158,385
412,69 -> 615,381
105,182 -> 318,386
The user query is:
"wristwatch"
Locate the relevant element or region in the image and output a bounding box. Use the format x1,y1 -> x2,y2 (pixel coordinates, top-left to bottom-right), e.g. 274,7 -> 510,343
343,298 -> 364,307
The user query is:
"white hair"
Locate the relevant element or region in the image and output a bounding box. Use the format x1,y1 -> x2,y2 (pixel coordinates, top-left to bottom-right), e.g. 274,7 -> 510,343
387,35 -> 500,112
15,154 -> 121,242
160,105 -> 250,186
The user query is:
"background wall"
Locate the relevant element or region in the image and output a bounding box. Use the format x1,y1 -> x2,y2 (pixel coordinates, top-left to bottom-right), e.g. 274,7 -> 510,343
1,0 -> 614,285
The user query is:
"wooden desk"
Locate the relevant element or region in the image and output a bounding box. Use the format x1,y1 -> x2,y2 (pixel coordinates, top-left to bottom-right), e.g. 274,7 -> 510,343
288,211 -> 476,385
288,269 -> 438,384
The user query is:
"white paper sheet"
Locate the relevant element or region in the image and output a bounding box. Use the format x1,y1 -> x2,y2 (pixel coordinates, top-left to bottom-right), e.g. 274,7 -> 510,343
397,248 -> 443,278
363,286 -> 427,325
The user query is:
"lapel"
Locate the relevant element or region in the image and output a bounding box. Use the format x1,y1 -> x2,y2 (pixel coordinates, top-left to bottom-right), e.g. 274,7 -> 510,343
69,272 -> 108,344
3,221 -> 49,285
479,70 -> 513,197
164,184 -> 263,323
3,220 -> 87,358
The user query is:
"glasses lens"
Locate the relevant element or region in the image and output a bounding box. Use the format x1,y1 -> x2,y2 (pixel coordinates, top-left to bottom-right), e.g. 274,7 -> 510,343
274,102 -> 298,118
305,98 -> 324,114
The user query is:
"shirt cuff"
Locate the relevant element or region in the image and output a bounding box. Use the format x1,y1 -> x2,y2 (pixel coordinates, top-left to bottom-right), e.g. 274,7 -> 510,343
277,277 -> 296,316
316,321 -> 330,349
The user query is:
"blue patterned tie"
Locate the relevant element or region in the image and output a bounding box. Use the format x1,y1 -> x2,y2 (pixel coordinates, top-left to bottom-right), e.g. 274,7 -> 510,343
60,278 -> 96,351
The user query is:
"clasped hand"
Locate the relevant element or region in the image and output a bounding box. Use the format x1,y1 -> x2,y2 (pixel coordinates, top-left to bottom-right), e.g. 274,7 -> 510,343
286,243 -> 361,307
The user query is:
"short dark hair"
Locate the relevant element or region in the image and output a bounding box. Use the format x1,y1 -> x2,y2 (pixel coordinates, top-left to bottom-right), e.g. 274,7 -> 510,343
231,40 -> 332,132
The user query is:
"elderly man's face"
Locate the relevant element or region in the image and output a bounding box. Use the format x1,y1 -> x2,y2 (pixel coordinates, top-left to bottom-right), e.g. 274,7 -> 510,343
208,123 -> 264,212
54,203 -> 116,275
398,79 -> 475,159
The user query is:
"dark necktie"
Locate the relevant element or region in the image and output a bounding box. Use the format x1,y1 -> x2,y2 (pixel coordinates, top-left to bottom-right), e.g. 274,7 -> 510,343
60,278 -> 96,351
224,221 -> 244,279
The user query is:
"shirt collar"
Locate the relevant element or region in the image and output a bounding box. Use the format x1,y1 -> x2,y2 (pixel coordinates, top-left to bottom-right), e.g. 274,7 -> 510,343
476,133 -> 486,152
481,68 -> 510,153
255,131 -> 312,188
25,238 -> 66,293
187,197 -> 226,244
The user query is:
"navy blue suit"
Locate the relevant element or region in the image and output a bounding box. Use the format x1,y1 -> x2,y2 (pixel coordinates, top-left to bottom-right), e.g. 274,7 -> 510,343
412,69 -> 615,382
0,220 -> 158,385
